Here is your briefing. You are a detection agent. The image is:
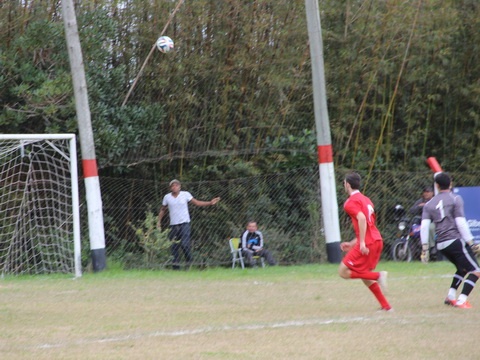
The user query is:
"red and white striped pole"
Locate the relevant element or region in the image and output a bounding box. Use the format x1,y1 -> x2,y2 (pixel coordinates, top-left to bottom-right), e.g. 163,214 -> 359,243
426,157 -> 443,195
306,0 -> 342,263
426,157 -> 442,174
62,0 -> 106,271
317,145 -> 342,263
82,159 -> 106,271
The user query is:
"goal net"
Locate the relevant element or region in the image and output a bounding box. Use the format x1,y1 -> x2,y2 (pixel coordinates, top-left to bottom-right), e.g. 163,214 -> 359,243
0,135 -> 81,277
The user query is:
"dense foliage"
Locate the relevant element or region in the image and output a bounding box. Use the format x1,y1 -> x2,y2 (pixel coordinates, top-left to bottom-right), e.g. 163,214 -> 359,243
2,0 -> 480,179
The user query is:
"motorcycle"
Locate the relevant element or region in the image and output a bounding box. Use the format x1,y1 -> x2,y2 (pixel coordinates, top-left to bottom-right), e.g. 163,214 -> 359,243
390,205 -> 423,262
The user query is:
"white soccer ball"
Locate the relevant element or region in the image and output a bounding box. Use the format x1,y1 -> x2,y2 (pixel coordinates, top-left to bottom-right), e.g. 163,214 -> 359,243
156,36 -> 174,53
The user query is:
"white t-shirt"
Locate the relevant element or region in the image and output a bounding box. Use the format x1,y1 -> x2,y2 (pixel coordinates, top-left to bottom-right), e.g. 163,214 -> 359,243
162,191 -> 193,225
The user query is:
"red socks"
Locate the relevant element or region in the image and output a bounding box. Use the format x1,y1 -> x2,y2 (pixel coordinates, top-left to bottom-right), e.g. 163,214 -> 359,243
368,282 -> 391,310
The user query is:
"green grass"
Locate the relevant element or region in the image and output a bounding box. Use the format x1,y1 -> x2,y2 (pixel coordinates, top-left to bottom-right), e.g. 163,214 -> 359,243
0,261 -> 477,359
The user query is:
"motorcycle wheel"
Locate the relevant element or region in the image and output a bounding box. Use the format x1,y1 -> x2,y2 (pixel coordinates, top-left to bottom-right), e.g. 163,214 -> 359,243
391,238 -> 412,262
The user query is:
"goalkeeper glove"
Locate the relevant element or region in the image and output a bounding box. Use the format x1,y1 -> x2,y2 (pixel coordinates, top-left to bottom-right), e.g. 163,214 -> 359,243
465,239 -> 480,255
421,244 -> 429,264
471,243 -> 480,255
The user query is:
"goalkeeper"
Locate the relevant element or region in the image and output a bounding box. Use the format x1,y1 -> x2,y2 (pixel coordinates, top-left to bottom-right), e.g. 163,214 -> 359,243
420,172 -> 480,309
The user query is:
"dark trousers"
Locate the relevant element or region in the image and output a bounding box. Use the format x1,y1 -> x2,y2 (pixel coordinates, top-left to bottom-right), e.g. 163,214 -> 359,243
440,239 -> 479,273
243,248 -> 276,266
169,223 -> 192,269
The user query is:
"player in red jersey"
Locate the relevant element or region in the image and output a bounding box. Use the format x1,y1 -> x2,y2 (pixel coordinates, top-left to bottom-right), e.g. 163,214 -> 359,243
338,172 -> 392,311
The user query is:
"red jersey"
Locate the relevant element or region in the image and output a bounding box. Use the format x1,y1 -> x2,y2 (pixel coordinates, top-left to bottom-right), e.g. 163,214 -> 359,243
344,191 -> 383,246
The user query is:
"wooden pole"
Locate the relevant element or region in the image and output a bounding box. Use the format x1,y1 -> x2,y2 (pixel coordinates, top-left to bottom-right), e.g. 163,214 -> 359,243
61,0 -> 106,271
305,0 -> 342,263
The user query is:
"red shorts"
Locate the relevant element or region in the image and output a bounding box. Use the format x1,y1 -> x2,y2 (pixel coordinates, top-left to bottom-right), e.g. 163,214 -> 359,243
342,241 -> 383,273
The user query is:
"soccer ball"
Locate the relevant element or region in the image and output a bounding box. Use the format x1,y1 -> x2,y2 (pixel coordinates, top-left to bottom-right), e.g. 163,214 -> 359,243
156,36 -> 174,53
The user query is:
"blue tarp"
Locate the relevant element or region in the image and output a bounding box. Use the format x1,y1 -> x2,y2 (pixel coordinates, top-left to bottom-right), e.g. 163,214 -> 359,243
453,187 -> 480,244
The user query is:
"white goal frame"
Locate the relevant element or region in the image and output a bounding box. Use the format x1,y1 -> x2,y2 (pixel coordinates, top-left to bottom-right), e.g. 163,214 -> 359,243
0,134 -> 81,278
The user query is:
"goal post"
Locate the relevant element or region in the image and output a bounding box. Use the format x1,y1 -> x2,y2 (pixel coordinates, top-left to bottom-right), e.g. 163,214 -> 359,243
0,134 -> 81,277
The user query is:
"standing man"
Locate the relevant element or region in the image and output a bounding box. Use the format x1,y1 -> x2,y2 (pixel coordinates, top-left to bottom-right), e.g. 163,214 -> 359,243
420,172 -> 480,309
338,172 -> 392,311
410,186 -> 436,257
158,179 -> 220,269
241,221 -> 276,267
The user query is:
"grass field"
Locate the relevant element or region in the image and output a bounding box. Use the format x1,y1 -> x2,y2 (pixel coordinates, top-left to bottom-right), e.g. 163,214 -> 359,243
0,261 -> 478,359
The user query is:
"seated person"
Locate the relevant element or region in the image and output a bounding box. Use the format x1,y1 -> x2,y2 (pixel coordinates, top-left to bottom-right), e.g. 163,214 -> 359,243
241,221 -> 276,266
409,186 -> 434,217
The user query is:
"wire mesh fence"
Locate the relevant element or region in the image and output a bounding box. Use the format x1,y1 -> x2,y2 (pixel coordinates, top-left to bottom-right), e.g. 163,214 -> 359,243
84,168 -> 480,269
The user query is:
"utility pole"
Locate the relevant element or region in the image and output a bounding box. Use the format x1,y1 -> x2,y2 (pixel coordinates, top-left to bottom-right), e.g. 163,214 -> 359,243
305,0 -> 342,263
61,0 -> 106,271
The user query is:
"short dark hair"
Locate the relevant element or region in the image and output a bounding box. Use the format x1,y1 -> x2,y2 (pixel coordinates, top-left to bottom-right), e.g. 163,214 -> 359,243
434,172 -> 451,190
422,186 -> 433,193
169,179 -> 181,186
345,172 -> 361,190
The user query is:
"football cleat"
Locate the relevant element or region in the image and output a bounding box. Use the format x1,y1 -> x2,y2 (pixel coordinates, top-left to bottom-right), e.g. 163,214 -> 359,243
378,307 -> 394,313
454,301 -> 472,309
444,298 -> 457,306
